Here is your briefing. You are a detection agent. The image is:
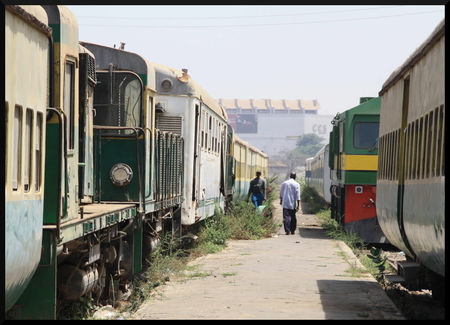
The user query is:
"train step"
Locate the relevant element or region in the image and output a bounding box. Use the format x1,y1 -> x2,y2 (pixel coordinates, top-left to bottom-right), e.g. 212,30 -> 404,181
384,274 -> 405,284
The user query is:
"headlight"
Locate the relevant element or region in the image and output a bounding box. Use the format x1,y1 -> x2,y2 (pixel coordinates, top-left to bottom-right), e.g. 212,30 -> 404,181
110,163 -> 133,187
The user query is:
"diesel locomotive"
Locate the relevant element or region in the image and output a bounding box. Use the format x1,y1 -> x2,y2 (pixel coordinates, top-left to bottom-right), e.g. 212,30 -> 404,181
328,97 -> 387,244
5,5 -> 269,319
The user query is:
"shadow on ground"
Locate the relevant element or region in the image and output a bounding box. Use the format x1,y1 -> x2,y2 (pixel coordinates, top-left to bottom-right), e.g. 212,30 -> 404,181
298,227 -> 329,240
316,279 -> 403,319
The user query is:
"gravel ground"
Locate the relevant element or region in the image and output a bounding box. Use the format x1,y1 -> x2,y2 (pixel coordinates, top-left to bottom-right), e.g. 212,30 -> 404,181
377,251 -> 445,320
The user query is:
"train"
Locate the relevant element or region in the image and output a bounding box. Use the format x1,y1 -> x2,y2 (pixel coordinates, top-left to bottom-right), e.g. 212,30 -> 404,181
5,5 -> 269,319
305,19 -> 444,296
304,98 -> 382,245
329,96 -> 386,244
232,136 -> 269,202
376,19 -> 444,297
305,144 -> 331,205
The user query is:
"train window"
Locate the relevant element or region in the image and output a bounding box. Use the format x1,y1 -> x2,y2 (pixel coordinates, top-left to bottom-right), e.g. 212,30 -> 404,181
385,134 -> 390,180
386,134 -> 391,180
353,122 -> 379,149
436,105 -> 444,176
5,102 -> 8,188
147,96 -> 153,130
422,115 -> 428,178
338,122 -> 344,152
94,72 -> 142,136
204,112 -> 208,150
425,113 -> 432,178
412,120 -> 419,179
201,111 -> 204,149
377,136 -> 383,179
416,118 -> 423,179
392,131 -> 396,180
35,112 -> 43,191
442,106 -> 445,177
409,122 -> 414,179
214,118 -> 217,153
391,131 -> 396,180
201,130 -> 204,148
24,109 -> 33,192
381,135 -> 385,179
420,116 -> 425,179
404,126 -> 408,180
432,108 -> 438,177
396,129 -> 400,180
209,116 -> 212,151
389,132 -> 393,180
12,105 -> 23,191
64,61 -> 75,149
406,123 -> 412,180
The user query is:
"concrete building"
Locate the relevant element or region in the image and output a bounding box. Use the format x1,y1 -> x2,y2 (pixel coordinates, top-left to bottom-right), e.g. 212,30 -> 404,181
218,98 -> 334,157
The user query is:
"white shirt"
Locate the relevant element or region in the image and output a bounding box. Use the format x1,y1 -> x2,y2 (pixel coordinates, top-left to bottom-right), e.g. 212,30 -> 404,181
280,178 -> 301,210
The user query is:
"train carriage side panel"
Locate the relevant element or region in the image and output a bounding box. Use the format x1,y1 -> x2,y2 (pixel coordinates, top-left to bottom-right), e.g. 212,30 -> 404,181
5,5 -> 50,312
151,62 -> 226,225
323,144 -> 331,204
403,30 -> 445,276
43,5 -> 80,224
377,81 -> 412,255
378,19 -> 445,277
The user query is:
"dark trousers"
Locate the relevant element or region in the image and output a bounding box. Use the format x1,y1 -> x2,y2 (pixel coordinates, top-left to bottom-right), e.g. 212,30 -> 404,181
283,208 -> 297,234
251,193 -> 264,208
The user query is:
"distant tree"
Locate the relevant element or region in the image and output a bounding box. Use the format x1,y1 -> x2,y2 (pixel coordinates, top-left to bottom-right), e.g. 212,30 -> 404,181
296,133 -> 325,156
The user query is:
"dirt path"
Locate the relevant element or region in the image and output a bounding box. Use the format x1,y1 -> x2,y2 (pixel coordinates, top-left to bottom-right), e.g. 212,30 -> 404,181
130,201 -> 403,319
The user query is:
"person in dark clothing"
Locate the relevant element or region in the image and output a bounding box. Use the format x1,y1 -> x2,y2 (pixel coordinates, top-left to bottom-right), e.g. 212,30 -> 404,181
247,171 -> 266,208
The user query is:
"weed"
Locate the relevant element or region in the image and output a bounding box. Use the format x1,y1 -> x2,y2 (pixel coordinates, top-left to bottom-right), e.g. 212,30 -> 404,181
222,273 -> 236,277
66,177 -> 278,319
299,180 -> 329,214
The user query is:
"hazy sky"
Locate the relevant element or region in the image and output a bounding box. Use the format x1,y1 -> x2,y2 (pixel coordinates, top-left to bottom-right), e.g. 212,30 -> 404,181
67,5 -> 445,116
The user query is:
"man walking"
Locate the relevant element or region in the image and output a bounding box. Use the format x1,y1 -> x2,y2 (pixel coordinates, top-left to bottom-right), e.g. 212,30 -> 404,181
280,172 -> 301,235
247,171 -> 266,208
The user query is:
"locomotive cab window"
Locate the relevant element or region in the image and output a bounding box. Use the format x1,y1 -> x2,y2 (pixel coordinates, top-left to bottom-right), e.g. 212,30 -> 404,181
12,105 -> 23,191
93,71 -> 143,135
64,61 -> 75,150
353,122 -> 379,149
24,109 -> 33,192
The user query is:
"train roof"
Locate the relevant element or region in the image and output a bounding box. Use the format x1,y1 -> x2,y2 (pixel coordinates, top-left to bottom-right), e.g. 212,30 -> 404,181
379,19 -> 445,96
43,5 -> 79,40
151,62 -> 227,121
333,97 -> 380,123
233,135 -> 268,158
80,42 -> 156,91
306,143 -> 329,161
78,43 -> 94,57
6,5 -> 52,37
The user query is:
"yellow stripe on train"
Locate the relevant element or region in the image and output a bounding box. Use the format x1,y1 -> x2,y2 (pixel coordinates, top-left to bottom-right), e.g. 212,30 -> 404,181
340,154 -> 378,171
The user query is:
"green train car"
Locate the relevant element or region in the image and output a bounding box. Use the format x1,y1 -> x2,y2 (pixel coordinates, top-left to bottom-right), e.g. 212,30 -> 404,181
5,5 -> 269,319
328,97 -> 387,244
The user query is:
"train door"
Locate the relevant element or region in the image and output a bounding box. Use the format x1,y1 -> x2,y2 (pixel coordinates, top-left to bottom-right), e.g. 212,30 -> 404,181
192,103 -> 200,202
78,52 -> 96,203
397,76 -> 414,255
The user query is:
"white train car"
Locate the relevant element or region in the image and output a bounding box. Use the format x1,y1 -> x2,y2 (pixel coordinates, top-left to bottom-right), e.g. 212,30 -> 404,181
376,19 -> 444,294
5,5 -> 51,311
305,144 -> 331,204
152,63 -> 228,225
